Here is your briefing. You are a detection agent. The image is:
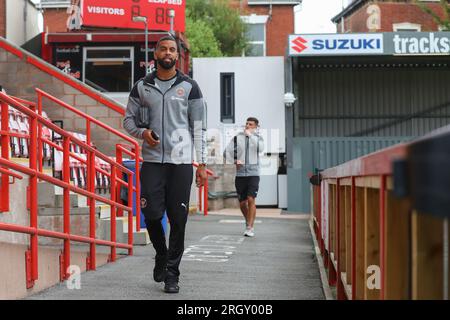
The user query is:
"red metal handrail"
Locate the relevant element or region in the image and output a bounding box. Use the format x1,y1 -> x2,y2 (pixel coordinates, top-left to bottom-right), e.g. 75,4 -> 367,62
35,89 -> 142,232
0,166 -> 23,180
0,100 -> 9,212
0,91 -> 136,289
193,162 -> 217,216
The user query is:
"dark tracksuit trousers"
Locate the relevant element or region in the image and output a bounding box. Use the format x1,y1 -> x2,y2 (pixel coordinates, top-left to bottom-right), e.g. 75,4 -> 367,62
140,162 -> 193,280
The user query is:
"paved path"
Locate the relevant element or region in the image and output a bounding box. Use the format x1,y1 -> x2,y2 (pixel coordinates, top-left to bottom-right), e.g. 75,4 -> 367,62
27,211 -> 325,300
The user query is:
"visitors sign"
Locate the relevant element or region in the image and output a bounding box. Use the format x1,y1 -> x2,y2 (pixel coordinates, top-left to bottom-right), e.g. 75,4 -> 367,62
81,0 -> 185,32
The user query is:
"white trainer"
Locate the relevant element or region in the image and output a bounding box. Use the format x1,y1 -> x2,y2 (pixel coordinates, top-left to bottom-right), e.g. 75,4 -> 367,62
244,227 -> 255,237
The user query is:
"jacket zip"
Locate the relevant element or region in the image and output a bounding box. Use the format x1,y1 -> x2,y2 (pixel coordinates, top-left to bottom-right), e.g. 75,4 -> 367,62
144,81 -> 178,164
161,94 -> 165,163
245,136 -> 249,176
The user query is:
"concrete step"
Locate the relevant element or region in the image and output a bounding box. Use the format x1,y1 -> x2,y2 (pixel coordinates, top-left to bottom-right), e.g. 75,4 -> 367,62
38,182 -> 85,208
0,241 -> 111,299
98,218 -> 125,244
38,182 -> 75,208
37,214 -> 132,247
38,181 -> 111,209
116,217 -> 150,245
38,206 -> 101,216
38,214 -> 101,246
125,229 -> 150,246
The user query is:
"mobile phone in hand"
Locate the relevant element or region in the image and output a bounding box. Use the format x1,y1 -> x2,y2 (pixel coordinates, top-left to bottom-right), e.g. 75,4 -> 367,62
151,131 -> 160,141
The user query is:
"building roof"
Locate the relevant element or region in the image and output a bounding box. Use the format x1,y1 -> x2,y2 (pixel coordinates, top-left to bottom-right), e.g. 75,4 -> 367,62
39,0 -> 71,9
331,0 -> 366,23
38,0 -> 303,9
248,0 -> 302,6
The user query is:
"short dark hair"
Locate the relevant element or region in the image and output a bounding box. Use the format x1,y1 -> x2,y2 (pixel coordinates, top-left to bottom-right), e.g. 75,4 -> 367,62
246,117 -> 259,126
156,35 -> 179,52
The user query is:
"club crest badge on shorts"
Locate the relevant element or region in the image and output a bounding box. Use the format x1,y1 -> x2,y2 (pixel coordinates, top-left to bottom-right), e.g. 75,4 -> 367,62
141,197 -> 147,208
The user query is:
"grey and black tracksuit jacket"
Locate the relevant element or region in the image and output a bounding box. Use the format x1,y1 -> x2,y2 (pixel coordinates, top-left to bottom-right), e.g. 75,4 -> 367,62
123,70 -> 207,165
223,131 -> 265,177
123,70 -> 207,279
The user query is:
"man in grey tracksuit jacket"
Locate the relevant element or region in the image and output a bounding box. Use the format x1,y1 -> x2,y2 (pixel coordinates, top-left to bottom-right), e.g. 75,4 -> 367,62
124,70 -> 207,165
123,36 -> 207,294
223,117 -> 264,237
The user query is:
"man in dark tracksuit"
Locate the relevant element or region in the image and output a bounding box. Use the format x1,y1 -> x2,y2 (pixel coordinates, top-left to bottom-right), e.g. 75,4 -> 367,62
123,36 -> 207,294
223,117 -> 264,237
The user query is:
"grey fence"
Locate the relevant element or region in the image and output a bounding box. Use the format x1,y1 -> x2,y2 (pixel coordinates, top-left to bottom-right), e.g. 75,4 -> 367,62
288,137 -> 413,213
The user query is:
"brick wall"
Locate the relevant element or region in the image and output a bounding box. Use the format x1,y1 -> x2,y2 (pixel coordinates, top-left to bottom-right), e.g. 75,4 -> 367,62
0,41 -> 130,156
338,2 -> 445,32
242,5 -> 295,56
0,0 -> 6,38
43,8 -> 70,33
234,1 -> 295,56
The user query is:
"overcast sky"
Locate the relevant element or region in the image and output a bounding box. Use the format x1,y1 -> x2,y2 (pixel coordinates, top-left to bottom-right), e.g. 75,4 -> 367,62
294,0 -> 353,34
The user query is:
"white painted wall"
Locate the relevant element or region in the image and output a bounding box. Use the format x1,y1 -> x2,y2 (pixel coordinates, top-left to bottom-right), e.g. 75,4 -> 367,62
6,0 -> 43,46
193,57 -> 286,207
193,57 -> 286,156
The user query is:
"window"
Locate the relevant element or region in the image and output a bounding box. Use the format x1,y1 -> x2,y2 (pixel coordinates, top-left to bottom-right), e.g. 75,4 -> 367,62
83,47 -> 134,93
393,22 -> 421,32
220,73 -> 235,123
245,23 -> 265,56
242,15 -> 268,57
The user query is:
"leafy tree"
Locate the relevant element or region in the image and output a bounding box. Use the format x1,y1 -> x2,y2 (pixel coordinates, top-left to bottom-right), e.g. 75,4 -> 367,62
186,0 -> 248,57
185,16 -> 222,57
414,0 -> 450,31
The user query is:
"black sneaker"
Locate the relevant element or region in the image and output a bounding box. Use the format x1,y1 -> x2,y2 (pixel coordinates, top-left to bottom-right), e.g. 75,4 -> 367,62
164,277 -> 179,294
153,254 -> 167,283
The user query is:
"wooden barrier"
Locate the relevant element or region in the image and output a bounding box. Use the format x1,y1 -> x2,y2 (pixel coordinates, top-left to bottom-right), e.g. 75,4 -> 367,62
311,130 -> 450,300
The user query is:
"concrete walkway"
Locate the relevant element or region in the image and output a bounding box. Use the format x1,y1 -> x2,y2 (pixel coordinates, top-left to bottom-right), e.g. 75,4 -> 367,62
27,210 -> 325,300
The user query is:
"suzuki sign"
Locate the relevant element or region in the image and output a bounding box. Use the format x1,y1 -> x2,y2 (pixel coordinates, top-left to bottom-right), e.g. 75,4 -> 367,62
289,32 -> 450,57
289,34 -> 384,56
81,0 -> 185,32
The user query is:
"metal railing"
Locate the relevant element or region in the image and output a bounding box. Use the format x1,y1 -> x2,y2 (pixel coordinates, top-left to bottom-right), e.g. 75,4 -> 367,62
0,88 -> 216,290
34,88 -> 142,233
0,90 -> 139,289
193,162 -> 217,216
310,126 -> 450,300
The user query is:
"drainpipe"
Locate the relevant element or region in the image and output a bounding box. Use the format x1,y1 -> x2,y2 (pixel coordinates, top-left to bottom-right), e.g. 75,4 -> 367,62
269,0 -> 273,21
285,54 -> 294,169
23,0 -> 28,43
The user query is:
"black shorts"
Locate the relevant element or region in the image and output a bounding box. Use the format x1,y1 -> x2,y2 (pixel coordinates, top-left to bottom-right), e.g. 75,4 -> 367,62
235,176 -> 260,202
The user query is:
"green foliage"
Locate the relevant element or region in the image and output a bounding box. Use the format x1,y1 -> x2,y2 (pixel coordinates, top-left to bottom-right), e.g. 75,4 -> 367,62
185,17 -> 222,57
186,0 -> 248,57
414,0 -> 450,31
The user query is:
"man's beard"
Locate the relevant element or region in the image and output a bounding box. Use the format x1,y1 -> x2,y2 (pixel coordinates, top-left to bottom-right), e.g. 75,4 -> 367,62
157,57 -> 177,70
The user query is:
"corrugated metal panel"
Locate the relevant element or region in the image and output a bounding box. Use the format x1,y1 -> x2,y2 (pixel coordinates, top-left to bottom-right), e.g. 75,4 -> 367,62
294,66 -> 450,137
288,137 -> 411,213
308,137 -> 410,171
